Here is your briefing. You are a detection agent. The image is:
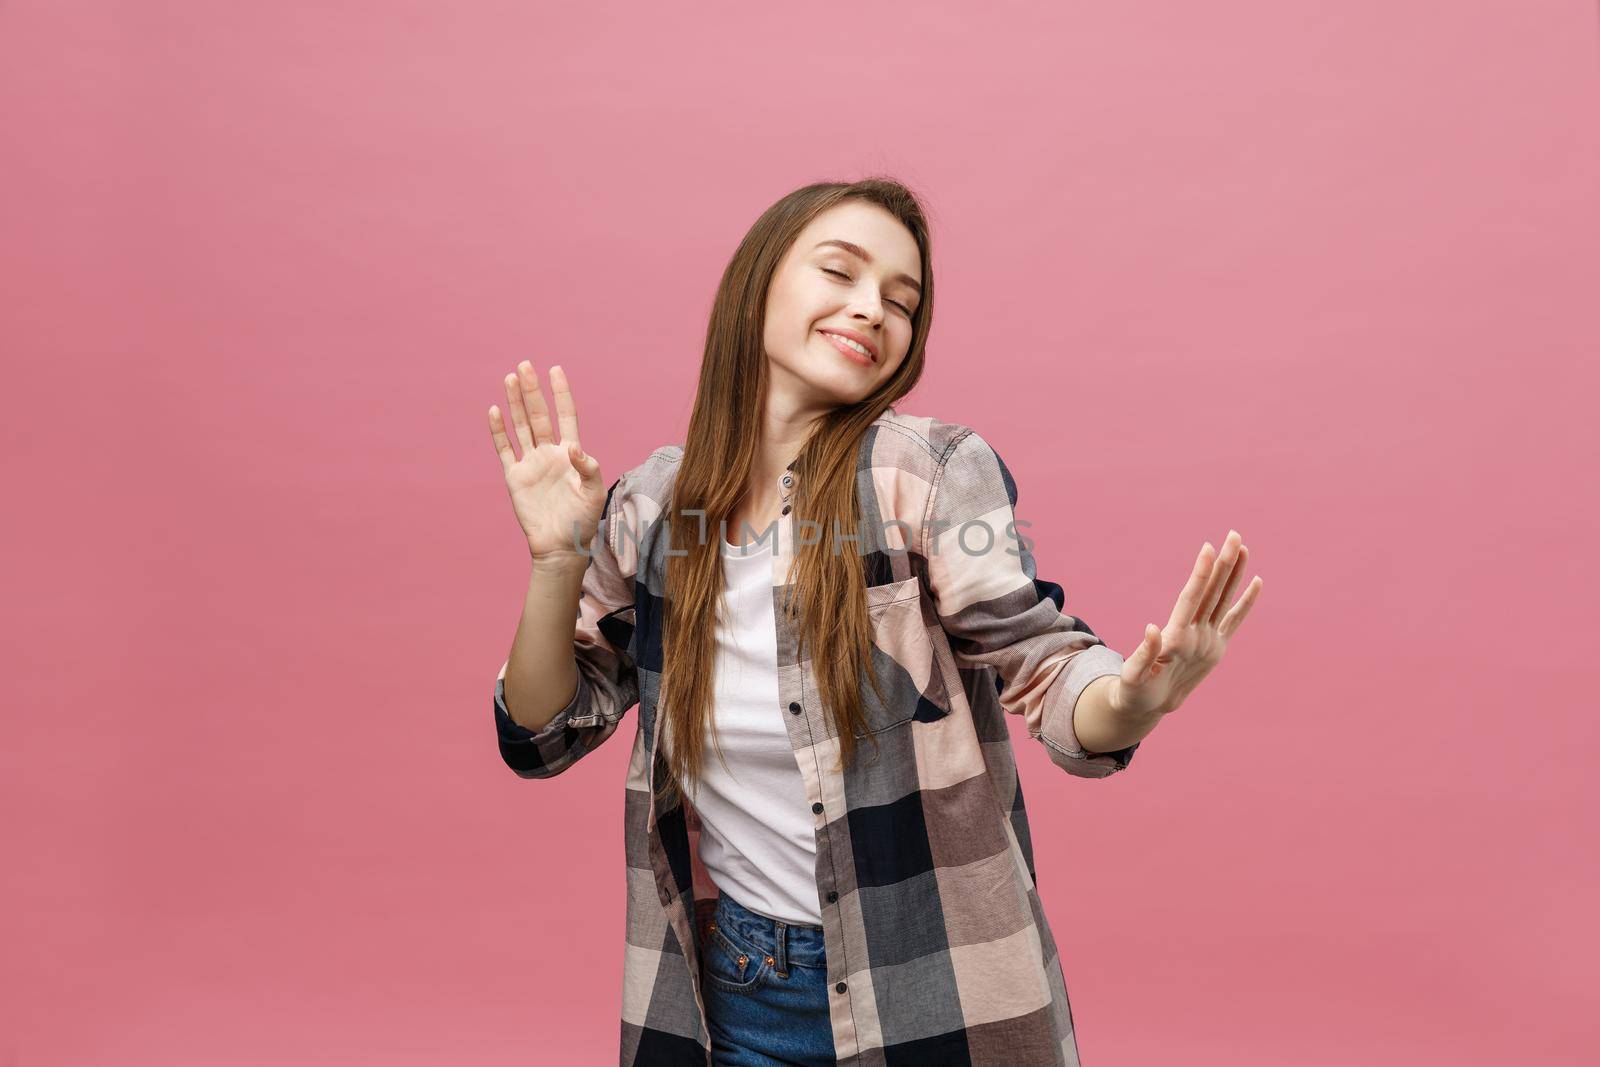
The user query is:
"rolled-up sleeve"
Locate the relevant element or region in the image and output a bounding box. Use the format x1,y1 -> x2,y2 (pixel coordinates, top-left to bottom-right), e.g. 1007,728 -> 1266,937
494,474 -> 641,779
923,429 -> 1137,778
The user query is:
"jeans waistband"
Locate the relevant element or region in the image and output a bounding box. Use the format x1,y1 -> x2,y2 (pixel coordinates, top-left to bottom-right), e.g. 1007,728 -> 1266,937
711,892 -> 826,973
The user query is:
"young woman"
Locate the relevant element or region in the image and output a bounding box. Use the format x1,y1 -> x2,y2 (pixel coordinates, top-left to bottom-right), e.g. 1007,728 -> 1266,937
486,178 -> 1262,1067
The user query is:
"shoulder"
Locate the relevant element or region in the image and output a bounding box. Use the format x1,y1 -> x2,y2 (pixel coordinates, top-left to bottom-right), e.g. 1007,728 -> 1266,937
607,443 -> 683,511
593,445 -> 682,559
864,408 -> 998,479
859,409 -> 1014,529
868,410 -> 1021,523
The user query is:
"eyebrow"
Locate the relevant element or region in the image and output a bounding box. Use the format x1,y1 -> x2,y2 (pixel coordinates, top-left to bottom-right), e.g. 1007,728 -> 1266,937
812,239 -> 922,296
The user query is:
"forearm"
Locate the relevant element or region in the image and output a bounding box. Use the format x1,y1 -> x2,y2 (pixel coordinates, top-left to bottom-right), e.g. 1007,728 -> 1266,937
502,555 -> 589,733
1071,674 -> 1163,754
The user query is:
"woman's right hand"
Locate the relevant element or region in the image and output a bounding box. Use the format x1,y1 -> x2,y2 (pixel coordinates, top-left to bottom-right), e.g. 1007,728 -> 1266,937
487,361 -> 610,566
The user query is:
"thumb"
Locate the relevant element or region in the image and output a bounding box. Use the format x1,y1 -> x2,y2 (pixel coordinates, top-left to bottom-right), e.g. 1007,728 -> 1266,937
1122,623 -> 1161,684
568,440 -> 600,481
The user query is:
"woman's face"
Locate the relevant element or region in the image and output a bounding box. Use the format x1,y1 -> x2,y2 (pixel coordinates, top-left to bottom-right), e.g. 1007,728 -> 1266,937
762,200 -> 922,410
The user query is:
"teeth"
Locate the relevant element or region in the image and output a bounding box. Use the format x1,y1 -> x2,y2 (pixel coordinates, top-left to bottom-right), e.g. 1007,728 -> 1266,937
828,333 -> 871,359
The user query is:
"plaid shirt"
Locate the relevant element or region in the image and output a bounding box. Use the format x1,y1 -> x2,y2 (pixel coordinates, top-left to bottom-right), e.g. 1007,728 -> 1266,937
493,408 -> 1139,1066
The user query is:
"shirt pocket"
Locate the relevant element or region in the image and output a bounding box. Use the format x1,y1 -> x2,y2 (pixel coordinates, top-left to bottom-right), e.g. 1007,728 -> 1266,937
854,576 -> 952,737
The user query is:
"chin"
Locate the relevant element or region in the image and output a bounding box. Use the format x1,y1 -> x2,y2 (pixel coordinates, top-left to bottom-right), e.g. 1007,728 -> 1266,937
823,381 -> 881,407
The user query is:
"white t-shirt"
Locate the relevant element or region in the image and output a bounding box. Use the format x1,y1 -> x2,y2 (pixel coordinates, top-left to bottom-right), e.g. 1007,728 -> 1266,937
660,532 -> 822,926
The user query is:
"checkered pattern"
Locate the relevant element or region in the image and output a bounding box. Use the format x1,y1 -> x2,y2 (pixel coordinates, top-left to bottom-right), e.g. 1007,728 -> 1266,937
494,409 -> 1138,1065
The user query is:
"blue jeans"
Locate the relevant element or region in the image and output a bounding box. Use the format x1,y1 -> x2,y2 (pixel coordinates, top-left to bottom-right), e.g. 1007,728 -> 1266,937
701,890 -> 835,1066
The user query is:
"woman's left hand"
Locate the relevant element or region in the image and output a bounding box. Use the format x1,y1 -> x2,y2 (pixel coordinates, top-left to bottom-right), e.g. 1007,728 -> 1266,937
1111,529 -> 1263,720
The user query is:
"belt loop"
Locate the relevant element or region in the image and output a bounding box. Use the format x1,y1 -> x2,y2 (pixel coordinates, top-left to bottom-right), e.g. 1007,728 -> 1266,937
773,920 -> 790,978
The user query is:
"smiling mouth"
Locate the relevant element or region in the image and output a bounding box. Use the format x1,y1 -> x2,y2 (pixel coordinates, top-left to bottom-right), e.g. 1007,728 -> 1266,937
820,330 -> 876,365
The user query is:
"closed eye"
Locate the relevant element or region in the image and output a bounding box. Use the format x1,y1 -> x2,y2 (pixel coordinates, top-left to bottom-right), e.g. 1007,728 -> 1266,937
822,268 -> 913,316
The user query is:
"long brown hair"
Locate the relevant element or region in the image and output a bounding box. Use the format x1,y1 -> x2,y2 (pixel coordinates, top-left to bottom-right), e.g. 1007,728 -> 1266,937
654,177 -> 935,813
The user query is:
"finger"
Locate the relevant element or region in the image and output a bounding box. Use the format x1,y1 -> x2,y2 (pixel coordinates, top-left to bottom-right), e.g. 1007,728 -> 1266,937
1121,623 -> 1162,686
1218,575 -> 1263,640
1209,542 -> 1249,626
488,405 -> 517,471
1194,529 -> 1243,625
1167,542 -> 1215,630
502,369 -> 536,456
518,361 -> 557,447
549,365 -> 582,454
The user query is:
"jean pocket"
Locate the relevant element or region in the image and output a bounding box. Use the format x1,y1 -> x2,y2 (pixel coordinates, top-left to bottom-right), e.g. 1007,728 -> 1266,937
702,922 -> 773,996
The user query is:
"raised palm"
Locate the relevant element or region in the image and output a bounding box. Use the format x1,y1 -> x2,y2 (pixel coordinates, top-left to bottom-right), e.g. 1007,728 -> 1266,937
1113,529 -> 1263,719
487,361 -> 610,563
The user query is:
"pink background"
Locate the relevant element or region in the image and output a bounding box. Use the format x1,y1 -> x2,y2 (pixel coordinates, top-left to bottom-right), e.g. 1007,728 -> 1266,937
3,2 -> 1596,1063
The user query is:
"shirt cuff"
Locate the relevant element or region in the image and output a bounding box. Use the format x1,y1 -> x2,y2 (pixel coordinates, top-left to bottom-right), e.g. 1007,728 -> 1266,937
1037,644 -> 1140,777
493,670 -> 594,747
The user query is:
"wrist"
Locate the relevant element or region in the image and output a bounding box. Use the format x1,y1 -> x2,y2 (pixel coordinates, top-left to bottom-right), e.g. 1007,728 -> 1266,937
1102,675 -> 1125,715
1107,677 -> 1169,726
1092,676 -> 1164,738
529,550 -> 590,580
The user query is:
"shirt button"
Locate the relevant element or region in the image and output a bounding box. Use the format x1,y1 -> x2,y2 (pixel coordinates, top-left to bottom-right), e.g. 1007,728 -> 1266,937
811,802 -> 824,814
781,505 -> 791,515
835,981 -> 848,994
789,702 -> 802,715
781,474 -> 793,487
827,890 -> 838,902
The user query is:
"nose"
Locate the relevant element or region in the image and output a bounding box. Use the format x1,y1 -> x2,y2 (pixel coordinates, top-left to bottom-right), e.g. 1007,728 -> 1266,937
849,300 -> 884,330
